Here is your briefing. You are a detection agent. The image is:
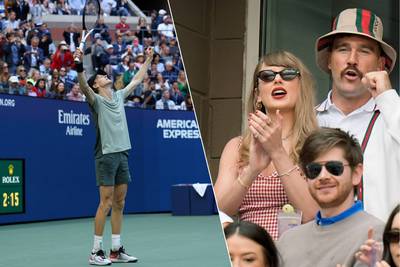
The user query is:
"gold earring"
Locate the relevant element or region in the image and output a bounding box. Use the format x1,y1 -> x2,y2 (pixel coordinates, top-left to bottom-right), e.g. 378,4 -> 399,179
256,101 -> 263,110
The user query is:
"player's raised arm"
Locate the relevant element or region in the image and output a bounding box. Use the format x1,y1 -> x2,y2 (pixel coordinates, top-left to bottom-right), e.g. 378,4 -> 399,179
74,48 -> 96,105
123,47 -> 154,99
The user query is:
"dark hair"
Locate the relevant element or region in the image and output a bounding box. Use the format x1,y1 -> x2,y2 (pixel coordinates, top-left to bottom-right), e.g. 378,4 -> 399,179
382,204 -> 400,266
299,127 -> 363,172
87,69 -> 108,93
224,220 -> 280,267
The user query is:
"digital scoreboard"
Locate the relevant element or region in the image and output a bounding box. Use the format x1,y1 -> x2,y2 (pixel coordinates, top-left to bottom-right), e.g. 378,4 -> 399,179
0,159 -> 25,214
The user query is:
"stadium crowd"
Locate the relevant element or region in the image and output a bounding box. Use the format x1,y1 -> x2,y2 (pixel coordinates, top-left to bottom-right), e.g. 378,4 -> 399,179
0,1 -> 192,110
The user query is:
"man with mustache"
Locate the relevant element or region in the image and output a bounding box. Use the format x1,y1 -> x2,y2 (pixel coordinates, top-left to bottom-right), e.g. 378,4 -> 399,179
315,8 -> 399,222
277,127 -> 384,267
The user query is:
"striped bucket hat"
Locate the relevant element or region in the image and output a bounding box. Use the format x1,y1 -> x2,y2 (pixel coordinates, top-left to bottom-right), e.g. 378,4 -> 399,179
316,8 -> 397,73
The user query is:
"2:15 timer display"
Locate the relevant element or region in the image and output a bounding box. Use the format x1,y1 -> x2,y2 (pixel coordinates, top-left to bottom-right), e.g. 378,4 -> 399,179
0,159 -> 25,214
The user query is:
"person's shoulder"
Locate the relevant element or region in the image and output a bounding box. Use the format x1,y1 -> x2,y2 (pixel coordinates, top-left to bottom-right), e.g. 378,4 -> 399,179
222,136 -> 242,154
354,211 -> 384,226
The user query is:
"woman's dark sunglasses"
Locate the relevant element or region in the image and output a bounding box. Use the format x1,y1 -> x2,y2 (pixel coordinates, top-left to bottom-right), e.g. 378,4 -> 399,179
257,68 -> 300,82
384,229 -> 400,244
305,161 -> 350,179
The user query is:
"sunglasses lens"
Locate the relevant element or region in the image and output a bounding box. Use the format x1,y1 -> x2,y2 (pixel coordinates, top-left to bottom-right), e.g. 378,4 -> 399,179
384,230 -> 400,243
258,71 -> 275,82
325,161 -> 344,176
281,69 -> 299,81
305,163 -> 322,179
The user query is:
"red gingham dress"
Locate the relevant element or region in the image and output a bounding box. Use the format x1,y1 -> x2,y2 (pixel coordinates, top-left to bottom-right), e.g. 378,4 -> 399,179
238,171 -> 289,240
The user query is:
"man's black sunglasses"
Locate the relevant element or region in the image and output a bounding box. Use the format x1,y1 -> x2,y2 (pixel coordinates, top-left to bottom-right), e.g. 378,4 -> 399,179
384,229 -> 400,244
257,68 -> 300,83
305,161 -> 350,179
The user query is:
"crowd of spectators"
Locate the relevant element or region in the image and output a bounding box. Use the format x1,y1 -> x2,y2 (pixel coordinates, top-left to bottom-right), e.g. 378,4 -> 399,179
0,2 -> 192,111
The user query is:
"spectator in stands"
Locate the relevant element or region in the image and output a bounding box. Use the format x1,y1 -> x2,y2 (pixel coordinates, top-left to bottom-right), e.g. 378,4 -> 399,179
120,45 -> 135,63
93,16 -> 111,44
112,54 -> 129,79
156,89 -> 176,110
69,0 -> 84,15
47,68 -> 59,91
65,65 -> 77,91
147,62 -> 158,82
169,81 -> 184,105
142,80 -> 156,109
3,32 -> 25,74
38,22 -> 51,38
40,0 -> 54,15
134,53 -> 144,69
131,36 -> 143,55
53,0 -> 71,15
63,24 -> 80,53
142,35 -> 153,50
168,37 -> 179,57
34,77 -> 47,97
23,35 -> 44,71
160,45 -> 173,64
157,15 -> 174,41
115,15 -> 130,39
162,61 -> 178,83
30,0 -> 44,25
26,78 -> 38,96
7,75 -> 25,95
277,128 -> 383,267
39,57 -> 51,78
92,33 -> 107,71
225,220 -> 280,267
149,10 -> 159,39
112,34 -> 127,60
28,67 -> 40,82
51,41 -> 75,70
122,59 -> 137,87
115,0 -> 129,16
0,62 -> 10,92
10,0 -> 29,21
48,80 -> 66,99
153,53 -> 164,73
155,72 -> 169,91
58,66 -> 67,83
135,16 -> 151,45
2,10 -> 19,31
105,44 -> 118,66
177,70 -> 188,97
39,32 -> 54,58
16,65 -> 27,86
66,83 -> 84,101
101,0 -> 116,17
180,93 -> 193,111
155,9 -> 166,29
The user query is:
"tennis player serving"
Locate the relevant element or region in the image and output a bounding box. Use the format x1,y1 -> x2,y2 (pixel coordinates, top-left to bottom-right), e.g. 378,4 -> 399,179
74,45 -> 154,265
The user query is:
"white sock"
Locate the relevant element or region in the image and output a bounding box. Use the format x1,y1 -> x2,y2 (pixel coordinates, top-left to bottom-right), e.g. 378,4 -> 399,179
111,234 -> 121,251
92,235 -> 103,253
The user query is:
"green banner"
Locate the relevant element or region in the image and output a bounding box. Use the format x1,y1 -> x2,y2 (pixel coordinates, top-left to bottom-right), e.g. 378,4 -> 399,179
0,159 -> 24,214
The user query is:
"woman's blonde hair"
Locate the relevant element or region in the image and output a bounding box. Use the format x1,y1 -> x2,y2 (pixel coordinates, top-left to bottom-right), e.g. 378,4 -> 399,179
239,50 -> 318,165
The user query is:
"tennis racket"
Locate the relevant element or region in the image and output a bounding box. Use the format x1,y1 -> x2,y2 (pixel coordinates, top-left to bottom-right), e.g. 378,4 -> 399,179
74,0 -> 101,63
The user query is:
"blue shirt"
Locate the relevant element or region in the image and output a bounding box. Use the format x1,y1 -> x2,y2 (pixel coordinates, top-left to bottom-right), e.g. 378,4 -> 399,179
315,201 -> 363,226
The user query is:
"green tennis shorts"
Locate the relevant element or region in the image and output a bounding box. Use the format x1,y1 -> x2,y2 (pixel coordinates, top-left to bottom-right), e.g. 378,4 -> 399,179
95,151 -> 131,186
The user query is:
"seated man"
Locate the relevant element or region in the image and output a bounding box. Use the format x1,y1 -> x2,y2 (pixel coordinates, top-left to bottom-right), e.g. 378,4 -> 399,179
155,89 -> 175,110
277,128 -> 384,267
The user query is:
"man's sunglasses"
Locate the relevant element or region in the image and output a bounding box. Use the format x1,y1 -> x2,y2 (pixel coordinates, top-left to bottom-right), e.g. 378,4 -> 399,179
257,68 -> 300,83
305,161 -> 350,179
384,229 -> 400,244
